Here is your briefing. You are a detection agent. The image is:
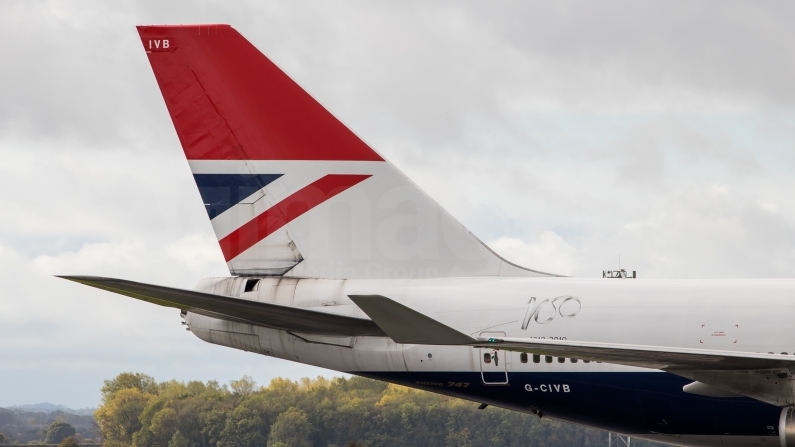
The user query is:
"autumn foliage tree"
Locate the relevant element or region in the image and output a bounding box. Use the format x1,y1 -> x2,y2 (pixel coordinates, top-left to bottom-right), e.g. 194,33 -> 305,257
58,437 -> 80,447
94,372 -> 668,447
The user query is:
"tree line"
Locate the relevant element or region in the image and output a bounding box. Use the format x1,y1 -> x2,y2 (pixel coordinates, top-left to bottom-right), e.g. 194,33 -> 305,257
89,372 -> 668,447
0,407 -> 95,445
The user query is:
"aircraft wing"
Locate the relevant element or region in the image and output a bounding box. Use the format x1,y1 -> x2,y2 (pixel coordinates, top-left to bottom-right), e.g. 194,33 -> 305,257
349,294 -> 795,371
351,294 -> 795,405
59,276 -> 386,337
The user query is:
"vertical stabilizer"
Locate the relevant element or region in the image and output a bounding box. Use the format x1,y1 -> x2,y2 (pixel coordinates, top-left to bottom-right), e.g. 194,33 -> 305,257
137,24 -> 557,279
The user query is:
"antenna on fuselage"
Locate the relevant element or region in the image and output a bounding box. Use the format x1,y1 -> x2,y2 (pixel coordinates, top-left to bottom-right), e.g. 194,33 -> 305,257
603,255 -> 636,279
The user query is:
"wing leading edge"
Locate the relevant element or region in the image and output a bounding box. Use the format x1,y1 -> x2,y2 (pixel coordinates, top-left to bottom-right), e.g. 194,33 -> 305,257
59,276 -> 386,337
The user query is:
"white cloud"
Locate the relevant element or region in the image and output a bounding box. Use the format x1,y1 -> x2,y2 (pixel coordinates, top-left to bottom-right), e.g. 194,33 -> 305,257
488,232 -> 578,276
0,239 -> 332,408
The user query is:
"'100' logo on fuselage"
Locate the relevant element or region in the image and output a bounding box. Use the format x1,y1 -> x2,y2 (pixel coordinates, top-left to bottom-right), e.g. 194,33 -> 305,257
521,296 -> 581,329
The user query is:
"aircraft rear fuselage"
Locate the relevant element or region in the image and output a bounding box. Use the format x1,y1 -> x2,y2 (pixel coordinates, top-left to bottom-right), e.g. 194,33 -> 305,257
186,276 -> 795,447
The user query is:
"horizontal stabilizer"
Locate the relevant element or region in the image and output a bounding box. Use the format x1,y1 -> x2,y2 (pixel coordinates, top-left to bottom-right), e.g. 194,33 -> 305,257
59,276 -> 385,337
348,295 -> 476,345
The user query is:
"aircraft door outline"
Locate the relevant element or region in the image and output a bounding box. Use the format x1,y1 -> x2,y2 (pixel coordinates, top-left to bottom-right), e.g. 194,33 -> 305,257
479,331 -> 509,385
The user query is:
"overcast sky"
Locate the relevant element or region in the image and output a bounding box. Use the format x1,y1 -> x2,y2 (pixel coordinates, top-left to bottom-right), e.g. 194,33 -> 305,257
1,0 -> 794,408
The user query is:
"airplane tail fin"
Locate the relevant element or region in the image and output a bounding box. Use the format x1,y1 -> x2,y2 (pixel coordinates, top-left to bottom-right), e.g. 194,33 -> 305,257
137,24 -> 555,279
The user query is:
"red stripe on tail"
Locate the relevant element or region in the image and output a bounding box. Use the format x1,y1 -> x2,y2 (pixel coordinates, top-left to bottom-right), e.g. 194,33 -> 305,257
137,25 -> 383,162
219,174 -> 371,261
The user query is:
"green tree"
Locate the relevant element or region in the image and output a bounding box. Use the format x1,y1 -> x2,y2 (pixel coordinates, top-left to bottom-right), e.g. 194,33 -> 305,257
101,372 -> 159,402
445,427 -> 472,447
267,408 -> 312,447
59,437 -> 80,447
0,432 -> 7,444
101,372 -> 158,401
95,387 -> 152,445
168,431 -> 189,447
230,376 -> 257,397
134,406 -> 178,447
200,408 -> 229,446
43,421 -> 76,444
218,403 -> 268,447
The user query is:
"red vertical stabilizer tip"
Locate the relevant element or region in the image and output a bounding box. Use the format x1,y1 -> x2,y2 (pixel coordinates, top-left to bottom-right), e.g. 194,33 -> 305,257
136,24 -> 383,162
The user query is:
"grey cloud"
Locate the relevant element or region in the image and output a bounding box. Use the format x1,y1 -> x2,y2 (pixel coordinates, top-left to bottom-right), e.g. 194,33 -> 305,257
483,2 -> 795,108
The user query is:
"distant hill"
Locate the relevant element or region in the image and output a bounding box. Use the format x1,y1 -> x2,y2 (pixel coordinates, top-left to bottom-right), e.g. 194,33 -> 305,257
4,403 -> 95,416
